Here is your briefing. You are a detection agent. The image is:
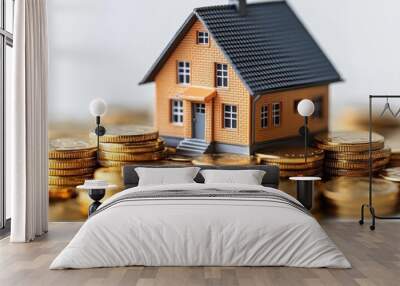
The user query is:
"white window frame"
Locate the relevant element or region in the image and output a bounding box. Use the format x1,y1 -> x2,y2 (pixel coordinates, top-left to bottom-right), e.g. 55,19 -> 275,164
223,104 -> 237,129
261,105 -> 268,128
197,31 -> 209,45
177,61 -> 190,84
272,102 -> 281,127
216,63 -> 228,88
171,99 -> 183,124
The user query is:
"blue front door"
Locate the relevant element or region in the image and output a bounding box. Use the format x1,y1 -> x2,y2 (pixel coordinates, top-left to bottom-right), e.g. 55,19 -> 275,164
192,103 -> 205,139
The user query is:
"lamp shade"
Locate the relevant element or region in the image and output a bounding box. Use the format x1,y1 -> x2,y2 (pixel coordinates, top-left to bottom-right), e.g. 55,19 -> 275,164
89,98 -> 107,117
297,99 -> 315,117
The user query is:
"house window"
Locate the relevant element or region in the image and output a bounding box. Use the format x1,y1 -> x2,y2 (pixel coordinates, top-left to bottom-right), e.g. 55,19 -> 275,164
195,103 -> 205,113
171,100 -> 183,124
216,63 -> 228,87
293,99 -> 301,113
223,105 -> 237,129
197,31 -> 209,45
312,96 -> 323,118
261,105 -> 269,128
177,61 -> 190,84
272,103 -> 281,127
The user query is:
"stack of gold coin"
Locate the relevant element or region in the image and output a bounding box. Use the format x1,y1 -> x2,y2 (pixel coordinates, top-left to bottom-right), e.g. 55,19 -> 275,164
321,177 -> 399,217
315,131 -> 390,177
255,146 -> 324,178
388,149 -> 400,167
48,138 -> 97,200
94,125 -> 167,167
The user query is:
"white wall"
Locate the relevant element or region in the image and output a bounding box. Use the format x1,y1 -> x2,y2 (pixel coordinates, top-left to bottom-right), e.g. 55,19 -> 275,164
48,0 -> 400,129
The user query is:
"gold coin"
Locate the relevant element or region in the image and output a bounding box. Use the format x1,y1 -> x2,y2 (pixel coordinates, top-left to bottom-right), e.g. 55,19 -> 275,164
192,153 -> 257,166
49,138 -> 97,159
99,149 -> 166,161
388,160 -> 400,168
279,168 -> 322,178
48,174 -> 93,186
322,177 -> 398,199
256,146 -> 324,164
262,160 -> 323,170
49,157 -> 97,169
324,168 -> 382,177
99,139 -> 164,153
324,157 -> 390,170
380,167 -> 400,182
92,125 -> 159,143
323,196 -> 398,208
94,167 -> 123,186
390,148 -> 400,159
314,131 -> 384,152
325,206 -> 397,218
325,147 -> 391,161
49,186 -> 77,200
48,168 -> 95,176
168,155 -> 193,162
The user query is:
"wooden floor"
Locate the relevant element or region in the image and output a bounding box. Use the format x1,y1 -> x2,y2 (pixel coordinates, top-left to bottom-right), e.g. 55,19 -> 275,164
0,221 -> 399,286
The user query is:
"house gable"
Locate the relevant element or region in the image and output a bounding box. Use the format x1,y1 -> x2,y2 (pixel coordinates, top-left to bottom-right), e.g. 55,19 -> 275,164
153,19 -> 252,146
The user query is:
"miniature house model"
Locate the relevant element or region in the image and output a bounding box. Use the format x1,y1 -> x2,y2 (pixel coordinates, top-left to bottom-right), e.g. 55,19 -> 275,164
140,0 -> 340,155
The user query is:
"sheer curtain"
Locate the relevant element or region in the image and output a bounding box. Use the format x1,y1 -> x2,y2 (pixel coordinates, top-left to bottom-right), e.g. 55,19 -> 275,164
8,0 -> 48,242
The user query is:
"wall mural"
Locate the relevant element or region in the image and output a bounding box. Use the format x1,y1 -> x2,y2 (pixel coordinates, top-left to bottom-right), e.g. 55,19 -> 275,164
48,1 -> 400,223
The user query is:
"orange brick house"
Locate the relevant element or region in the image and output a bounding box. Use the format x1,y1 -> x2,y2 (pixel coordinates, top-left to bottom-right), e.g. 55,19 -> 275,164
140,0 -> 341,155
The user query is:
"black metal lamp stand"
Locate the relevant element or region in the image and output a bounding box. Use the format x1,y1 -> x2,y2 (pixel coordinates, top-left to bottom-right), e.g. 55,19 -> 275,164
359,95 -> 400,230
304,116 -> 308,164
88,188 -> 106,216
94,115 -> 106,160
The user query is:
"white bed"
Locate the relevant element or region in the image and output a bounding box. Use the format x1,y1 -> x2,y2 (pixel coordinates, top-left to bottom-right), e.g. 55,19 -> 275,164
50,183 -> 350,269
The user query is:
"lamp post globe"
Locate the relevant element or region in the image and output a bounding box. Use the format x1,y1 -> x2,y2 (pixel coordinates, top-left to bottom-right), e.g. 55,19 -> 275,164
297,99 -> 315,117
89,98 -> 107,117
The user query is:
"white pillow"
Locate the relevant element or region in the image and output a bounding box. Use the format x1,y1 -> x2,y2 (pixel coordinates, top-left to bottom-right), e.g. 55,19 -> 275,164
135,167 -> 200,186
200,169 -> 266,185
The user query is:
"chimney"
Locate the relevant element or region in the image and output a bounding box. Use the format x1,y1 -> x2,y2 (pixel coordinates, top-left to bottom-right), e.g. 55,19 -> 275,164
229,0 -> 247,16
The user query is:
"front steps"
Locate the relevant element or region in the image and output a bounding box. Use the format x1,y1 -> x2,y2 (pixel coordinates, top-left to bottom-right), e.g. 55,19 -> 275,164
176,138 -> 212,155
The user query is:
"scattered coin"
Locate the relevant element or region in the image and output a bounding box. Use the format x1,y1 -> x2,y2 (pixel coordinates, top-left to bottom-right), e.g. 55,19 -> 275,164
191,153 -> 257,166
256,146 -> 324,164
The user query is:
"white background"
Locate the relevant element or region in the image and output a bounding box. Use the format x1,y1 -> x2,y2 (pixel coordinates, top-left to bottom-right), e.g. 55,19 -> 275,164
47,0 -> 400,128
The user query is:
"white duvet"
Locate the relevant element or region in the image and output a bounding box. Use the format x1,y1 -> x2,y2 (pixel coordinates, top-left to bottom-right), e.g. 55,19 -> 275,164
50,183 -> 350,269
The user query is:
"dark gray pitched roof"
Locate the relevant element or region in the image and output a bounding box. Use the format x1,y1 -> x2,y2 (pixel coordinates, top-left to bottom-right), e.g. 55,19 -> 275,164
140,1 -> 341,95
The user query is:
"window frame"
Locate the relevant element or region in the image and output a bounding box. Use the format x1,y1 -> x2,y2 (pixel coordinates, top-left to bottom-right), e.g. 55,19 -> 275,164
0,0 -> 14,231
196,31 -> 209,45
272,102 -> 281,127
261,104 -> 269,128
177,61 -> 190,85
312,96 -> 323,119
215,63 -> 228,88
171,99 -> 184,125
223,104 -> 237,129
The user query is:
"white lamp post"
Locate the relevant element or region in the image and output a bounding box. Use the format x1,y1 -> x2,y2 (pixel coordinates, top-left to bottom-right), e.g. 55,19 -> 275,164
89,98 -> 108,160
297,99 -> 315,163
